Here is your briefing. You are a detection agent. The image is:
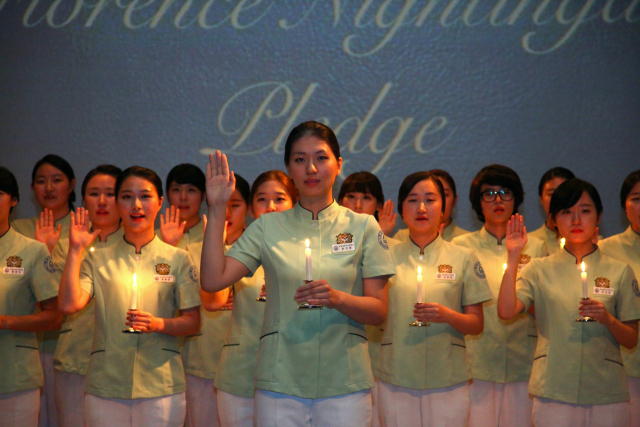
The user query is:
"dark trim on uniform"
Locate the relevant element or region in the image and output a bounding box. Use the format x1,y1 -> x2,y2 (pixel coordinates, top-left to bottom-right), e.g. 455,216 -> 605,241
381,343 -> 392,346
91,350 -> 105,355
452,343 -> 466,348
223,344 -> 240,347
162,348 -> 181,354
534,355 -> 547,360
260,331 -> 278,340
605,358 -> 624,367
349,332 -> 368,341
59,329 -> 72,334
15,345 -> 38,350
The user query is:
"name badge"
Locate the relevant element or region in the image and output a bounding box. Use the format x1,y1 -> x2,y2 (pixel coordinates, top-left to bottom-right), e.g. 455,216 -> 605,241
154,275 -> 174,283
332,243 -> 355,254
3,267 -> 24,275
593,287 -> 614,296
436,273 -> 456,281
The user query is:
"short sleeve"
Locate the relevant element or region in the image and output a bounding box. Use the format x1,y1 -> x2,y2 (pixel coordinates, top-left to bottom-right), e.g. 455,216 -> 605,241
361,216 -> 396,279
30,243 -> 59,302
226,216 -> 264,274
79,253 -> 95,298
615,265 -> 640,322
461,251 -> 492,306
174,251 -> 202,310
516,262 -> 537,311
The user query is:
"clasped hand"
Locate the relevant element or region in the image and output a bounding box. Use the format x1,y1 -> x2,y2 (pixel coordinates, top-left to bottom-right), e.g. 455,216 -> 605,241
294,280 -> 340,308
126,310 -> 163,333
413,302 -> 452,323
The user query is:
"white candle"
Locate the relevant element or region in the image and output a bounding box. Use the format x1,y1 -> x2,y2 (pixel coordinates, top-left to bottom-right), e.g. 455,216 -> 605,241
560,238 -> 565,250
417,266 -> 423,303
581,262 -> 587,299
305,239 -> 312,281
130,273 -> 138,310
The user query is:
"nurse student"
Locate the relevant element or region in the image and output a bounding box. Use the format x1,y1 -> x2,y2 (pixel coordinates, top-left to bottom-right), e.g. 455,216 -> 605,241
0,166 -> 62,427
375,171 -> 492,427
200,121 -> 396,426
58,166 -> 202,427
498,179 -> 640,427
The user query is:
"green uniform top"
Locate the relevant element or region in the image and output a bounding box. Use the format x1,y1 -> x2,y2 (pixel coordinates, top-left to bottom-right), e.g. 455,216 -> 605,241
12,212 -> 71,354
79,236 -> 202,399
599,226 -> 640,378
226,201 -> 396,399
376,236 -> 492,390
452,227 -> 547,383
516,248 -> 640,404
156,219 -> 205,251
214,265 -> 265,397
51,228 -> 125,376
181,241 -> 232,381
529,224 -> 563,255
393,220 -> 470,243
0,228 -> 59,394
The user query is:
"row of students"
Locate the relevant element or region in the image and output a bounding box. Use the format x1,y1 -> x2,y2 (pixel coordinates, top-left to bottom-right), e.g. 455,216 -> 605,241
1,123 -> 639,427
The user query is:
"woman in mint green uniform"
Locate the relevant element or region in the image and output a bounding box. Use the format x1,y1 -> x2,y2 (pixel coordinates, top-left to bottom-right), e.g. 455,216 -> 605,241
376,172 -> 491,427
51,165 -> 123,427
499,179 -> 640,427
200,121 -> 396,427
215,170 -> 298,427
0,166 -> 61,427
600,170 -> 640,427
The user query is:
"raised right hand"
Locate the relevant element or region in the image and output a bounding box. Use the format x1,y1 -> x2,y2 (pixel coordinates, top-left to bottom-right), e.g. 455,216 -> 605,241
69,208 -> 101,251
505,214 -> 527,256
206,151 -> 236,209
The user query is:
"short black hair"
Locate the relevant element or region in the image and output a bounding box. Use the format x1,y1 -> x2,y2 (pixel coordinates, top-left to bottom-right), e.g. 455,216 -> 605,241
284,121 -> 340,166
234,174 -> 250,206
620,170 -> 640,209
81,165 -> 122,199
538,167 -> 575,197
469,165 -> 524,222
429,169 -> 458,197
338,172 -> 385,206
165,164 -> 206,195
397,172 -> 446,218
31,154 -> 76,210
115,166 -> 163,199
549,178 -> 603,222
0,166 -> 19,213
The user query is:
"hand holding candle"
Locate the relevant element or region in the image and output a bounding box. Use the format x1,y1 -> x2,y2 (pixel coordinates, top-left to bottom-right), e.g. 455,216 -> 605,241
417,266 -> 423,303
305,239 -> 312,281
130,273 -> 138,310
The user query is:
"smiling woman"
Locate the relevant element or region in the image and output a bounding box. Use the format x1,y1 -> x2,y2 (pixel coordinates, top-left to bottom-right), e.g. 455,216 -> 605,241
58,166 -> 202,427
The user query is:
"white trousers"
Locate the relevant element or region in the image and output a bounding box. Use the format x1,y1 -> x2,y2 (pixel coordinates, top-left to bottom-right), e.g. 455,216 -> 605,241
468,380 -> 532,427
371,380 -> 381,427
84,392 -> 186,427
217,390 -> 255,427
38,353 -> 59,427
185,374 -> 220,427
532,396 -> 630,427
377,379 -> 469,427
0,388 -> 40,427
254,389 -> 371,427
630,376 -> 640,427
53,370 -> 85,427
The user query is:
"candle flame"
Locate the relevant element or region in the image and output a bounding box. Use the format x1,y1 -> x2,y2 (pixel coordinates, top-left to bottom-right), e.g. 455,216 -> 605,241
417,266 -> 421,275
305,239 -> 310,248
560,238 -> 565,247
133,273 -> 137,284
503,263 -> 507,271
581,262 -> 585,272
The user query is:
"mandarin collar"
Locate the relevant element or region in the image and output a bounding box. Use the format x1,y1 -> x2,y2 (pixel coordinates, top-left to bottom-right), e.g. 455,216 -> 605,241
558,244 -> 600,265
186,219 -> 204,236
121,234 -> 161,254
404,233 -> 443,255
55,211 -> 72,226
0,227 -> 17,246
96,227 -> 124,244
624,226 -> 640,249
478,226 -> 505,248
293,200 -> 341,221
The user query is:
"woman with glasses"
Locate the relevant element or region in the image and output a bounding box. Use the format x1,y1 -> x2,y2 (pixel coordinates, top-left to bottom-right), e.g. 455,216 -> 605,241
452,165 -> 547,427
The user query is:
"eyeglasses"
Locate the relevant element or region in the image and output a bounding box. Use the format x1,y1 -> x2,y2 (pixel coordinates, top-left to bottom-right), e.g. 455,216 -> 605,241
481,189 -> 514,202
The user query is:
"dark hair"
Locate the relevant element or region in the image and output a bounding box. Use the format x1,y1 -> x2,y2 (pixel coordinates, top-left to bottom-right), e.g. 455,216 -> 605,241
31,154 -> 76,210
0,167 -> 19,213
538,167 -> 575,197
283,121 -> 341,166
115,166 -> 163,199
234,174 -> 250,206
397,172 -> 446,217
549,178 -> 603,222
469,165 -> 524,222
250,170 -> 298,206
81,165 -> 122,199
165,163 -> 206,195
338,171 -> 385,207
620,170 -> 640,209
429,169 -> 457,197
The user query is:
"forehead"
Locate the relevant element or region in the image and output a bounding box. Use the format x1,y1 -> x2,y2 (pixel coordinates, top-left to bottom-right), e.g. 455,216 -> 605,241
35,163 -> 65,178
230,190 -> 246,201
543,177 -> 567,190
291,135 -> 333,155
480,183 -> 504,191
119,176 -> 156,193
255,180 -> 288,193
169,182 -> 199,190
409,179 -> 439,194
87,174 -> 116,188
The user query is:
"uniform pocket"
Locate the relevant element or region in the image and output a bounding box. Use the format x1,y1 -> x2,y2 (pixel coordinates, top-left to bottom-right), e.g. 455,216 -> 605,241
223,334 -> 240,348
376,334 -> 394,377
256,324 -> 279,383
347,325 -> 372,383
603,347 -> 625,395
